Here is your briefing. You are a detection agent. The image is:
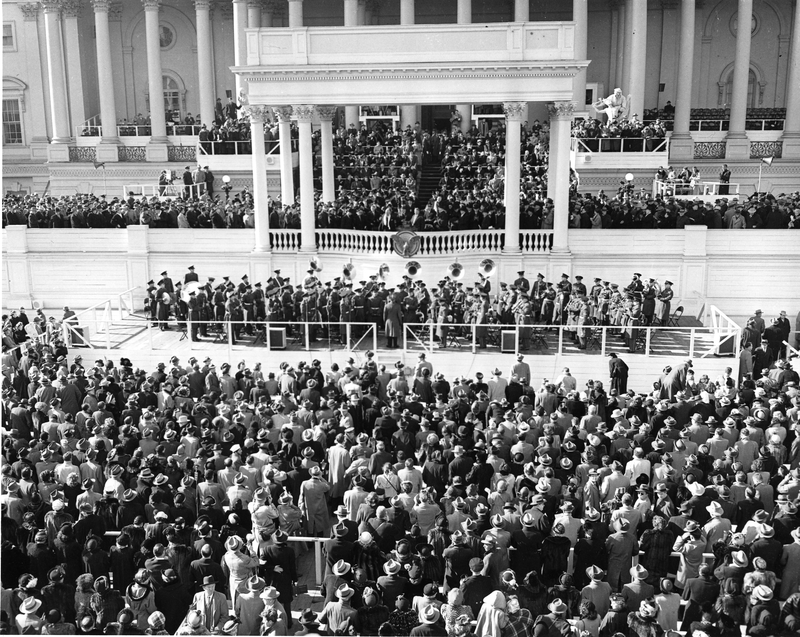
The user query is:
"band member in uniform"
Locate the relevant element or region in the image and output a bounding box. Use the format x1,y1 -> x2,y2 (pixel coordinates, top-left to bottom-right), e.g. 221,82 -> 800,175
514,271 -> 530,293
185,266 -> 199,284
253,282 -> 266,322
156,280 -> 171,330
531,274 -> 547,322
641,279 -> 657,326
541,282 -> 556,327
146,279 -> 157,325
188,291 -> 201,341
657,280 -> 674,326
554,273 -> 572,325
625,273 -> 644,295
573,276 -> 587,298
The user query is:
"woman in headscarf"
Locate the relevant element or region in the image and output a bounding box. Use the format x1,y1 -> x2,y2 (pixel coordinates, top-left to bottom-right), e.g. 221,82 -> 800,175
475,591 -> 507,637
440,589 -> 474,635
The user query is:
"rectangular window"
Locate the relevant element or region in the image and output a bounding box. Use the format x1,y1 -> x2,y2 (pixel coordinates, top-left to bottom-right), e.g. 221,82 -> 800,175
3,23 -> 16,51
3,99 -> 23,145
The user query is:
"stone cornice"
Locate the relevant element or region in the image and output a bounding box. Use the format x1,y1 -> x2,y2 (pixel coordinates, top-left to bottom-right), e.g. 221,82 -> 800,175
239,63 -> 589,83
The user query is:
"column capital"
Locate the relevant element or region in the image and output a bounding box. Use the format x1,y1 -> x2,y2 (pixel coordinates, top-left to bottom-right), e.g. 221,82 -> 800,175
503,101 -> 527,121
62,0 -> 83,18
19,3 -> 40,20
293,105 -> 316,122
40,1 -> 63,15
316,106 -> 337,121
246,105 -> 271,123
274,106 -> 293,122
142,0 -> 160,10
547,101 -> 576,120
193,0 -> 212,9
108,1 -> 122,20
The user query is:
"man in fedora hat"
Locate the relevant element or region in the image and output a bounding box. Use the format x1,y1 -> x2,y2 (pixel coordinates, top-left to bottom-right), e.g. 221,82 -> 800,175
189,575 -> 228,632
410,604 -> 445,637
260,529 -> 297,628
622,564 -> 654,611
234,576 -> 267,636
581,566 -> 612,617
532,598 -> 571,637
318,583 -> 359,634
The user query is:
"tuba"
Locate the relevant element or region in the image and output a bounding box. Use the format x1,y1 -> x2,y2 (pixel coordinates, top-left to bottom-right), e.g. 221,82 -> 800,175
181,281 -> 204,303
448,263 -> 465,280
406,261 -> 421,277
343,263 -> 355,279
479,258 -> 497,277
309,258 -> 322,273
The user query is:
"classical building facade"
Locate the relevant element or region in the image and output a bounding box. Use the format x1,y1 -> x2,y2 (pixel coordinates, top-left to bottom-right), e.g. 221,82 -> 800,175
2,0 -> 800,195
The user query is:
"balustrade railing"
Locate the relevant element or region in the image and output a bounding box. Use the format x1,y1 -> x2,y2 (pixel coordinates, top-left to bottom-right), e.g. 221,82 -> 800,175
197,140 -> 281,156
272,228 -> 552,254
572,137 -> 669,153
117,124 -> 206,136
653,180 -> 741,198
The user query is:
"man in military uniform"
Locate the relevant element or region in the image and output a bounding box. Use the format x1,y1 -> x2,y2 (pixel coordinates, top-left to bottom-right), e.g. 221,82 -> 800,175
514,292 -> 532,350
576,296 -> 592,350
573,276 -> 587,298
146,279 -> 157,325
188,291 -> 201,342
554,274 -> 572,325
657,280 -> 674,326
241,285 -> 255,334
196,287 -> 210,337
625,273 -> 644,295
597,282 -> 613,325
514,271 -> 531,294
253,282 -> 266,321
531,274 -> 546,322
542,283 -> 556,327
185,265 -> 199,284
159,271 -> 175,295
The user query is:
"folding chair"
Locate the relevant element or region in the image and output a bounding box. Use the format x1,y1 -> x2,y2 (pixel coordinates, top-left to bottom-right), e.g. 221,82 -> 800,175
667,305 -> 684,327
531,327 -> 549,350
587,326 -> 602,350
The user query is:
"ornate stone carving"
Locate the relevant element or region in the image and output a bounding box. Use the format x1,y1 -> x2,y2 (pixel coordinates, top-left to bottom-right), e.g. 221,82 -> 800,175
246,105 -> 270,123
316,106 -> 337,121
91,0 -> 110,11
273,106 -> 293,122
141,0 -> 160,10
62,0 -> 83,18
108,0 -> 122,20
503,101 -> 526,121
292,104 -> 316,122
40,1 -> 64,15
19,3 -> 40,20
193,0 -> 212,8
547,101 -> 575,120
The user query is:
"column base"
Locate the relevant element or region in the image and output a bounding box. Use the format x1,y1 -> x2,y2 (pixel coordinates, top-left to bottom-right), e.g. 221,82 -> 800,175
669,134 -> 695,163
550,246 -> 572,257
501,247 -> 522,255
145,143 -> 169,162
725,134 -> 750,159
298,247 -> 318,254
96,143 -> 120,163
780,132 -> 800,159
47,144 -> 71,163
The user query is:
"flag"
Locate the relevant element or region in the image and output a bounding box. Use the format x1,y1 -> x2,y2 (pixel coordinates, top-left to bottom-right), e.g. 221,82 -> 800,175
93,161 -> 105,169
761,156 -> 773,166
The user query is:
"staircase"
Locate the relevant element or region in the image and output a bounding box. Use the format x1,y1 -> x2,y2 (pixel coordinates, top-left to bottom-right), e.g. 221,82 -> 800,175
415,163 -> 442,209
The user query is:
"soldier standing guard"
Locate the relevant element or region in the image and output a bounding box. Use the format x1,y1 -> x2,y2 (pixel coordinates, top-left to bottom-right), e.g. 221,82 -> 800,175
531,274 -> 546,322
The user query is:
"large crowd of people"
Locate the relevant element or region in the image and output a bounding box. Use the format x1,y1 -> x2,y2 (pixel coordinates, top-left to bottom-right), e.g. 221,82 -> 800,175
1,293 -> 800,636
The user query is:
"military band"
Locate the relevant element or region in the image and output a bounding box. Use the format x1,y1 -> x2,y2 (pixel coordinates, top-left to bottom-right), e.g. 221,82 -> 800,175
144,265 -> 677,351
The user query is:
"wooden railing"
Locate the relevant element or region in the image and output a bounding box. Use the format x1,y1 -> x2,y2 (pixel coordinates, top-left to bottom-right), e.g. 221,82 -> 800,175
271,229 -> 554,254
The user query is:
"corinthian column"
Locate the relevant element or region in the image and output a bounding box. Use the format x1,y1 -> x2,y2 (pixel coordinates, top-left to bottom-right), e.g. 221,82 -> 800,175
248,106 -> 271,253
41,1 -> 72,144
782,0 -> 800,157
194,0 -> 215,128
547,102 -> 575,255
142,0 -> 169,160
316,107 -> 337,204
502,102 -> 525,254
274,106 -> 295,206
726,0 -> 754,159
670,0 -> 696,162
91,0 -> 120,161
294,105 -> 317,253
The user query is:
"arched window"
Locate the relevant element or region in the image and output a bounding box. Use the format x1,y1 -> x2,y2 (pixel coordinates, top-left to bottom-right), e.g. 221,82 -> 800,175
163,75 -> 180,114
724,69 -> 757,109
